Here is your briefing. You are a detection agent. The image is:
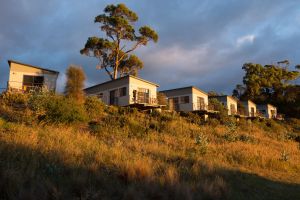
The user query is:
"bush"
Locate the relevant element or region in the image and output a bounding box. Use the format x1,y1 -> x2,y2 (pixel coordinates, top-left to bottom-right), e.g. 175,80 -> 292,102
195,133 -> 209,155
1,92 -> 29,106
84,96 -> 105,120
207,118 -> 220,127
0,104 -> 35,124
184,112 -> 202,125
28,92 -> 54,115
42,96 -> 87,124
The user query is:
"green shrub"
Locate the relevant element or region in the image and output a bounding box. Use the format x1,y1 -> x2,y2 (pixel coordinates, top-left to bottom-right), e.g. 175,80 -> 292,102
184,112 -> 202,125
84,96 -> 105,120
28,92 -> 54,115
0,105 -> 34,124
1,92 -> 29,106
207,118 -> 220,126
42,96 -> 87,124
195,133 -> 209,155
222,133 -> 255,143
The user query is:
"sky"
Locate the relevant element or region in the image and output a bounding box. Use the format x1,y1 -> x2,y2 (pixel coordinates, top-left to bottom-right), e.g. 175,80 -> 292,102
1,0 -> 300,93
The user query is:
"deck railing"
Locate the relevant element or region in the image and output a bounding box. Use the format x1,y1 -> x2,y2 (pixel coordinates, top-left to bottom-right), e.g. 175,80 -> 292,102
131,95 -> 157,105
7,81 -> 45,93
193,103 -> 208,111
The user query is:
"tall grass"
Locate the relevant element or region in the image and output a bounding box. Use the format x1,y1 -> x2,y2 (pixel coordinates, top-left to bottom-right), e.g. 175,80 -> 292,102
0,92 -> 299,199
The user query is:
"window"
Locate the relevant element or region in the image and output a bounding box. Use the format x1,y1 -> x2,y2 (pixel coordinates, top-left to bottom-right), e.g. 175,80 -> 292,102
23,75 -> 44,86
138,88 -> 149,93
97,93 -> 103,99
137,88 -> 150,103
23,75 -> 44,91
119,87 -> 127,97
180,96 -> 189,104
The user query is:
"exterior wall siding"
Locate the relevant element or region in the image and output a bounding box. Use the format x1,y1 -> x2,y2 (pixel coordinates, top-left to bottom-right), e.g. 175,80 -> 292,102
161,87 -> 208,112
242,100 -> 257,117
212,96 -> 237,115
128,77 -> 158,104
257,104 -> 277,119
192,88 -> 208,111
84,76 -> 158,107
8,62 -> 58,91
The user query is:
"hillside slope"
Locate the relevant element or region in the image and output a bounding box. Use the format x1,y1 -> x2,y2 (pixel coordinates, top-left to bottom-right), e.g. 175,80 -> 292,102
0,104 -> 300,200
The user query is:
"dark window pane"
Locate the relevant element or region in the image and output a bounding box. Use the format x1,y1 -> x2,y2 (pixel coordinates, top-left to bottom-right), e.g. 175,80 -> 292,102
119,87 -> 126,97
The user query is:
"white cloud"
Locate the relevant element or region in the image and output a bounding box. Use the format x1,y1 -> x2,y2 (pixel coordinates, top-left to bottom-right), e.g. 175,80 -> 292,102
144,45 -> 209,67
236,34 -> 255,47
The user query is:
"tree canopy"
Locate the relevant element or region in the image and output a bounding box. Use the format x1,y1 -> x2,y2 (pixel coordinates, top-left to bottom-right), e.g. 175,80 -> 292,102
233,61 -> 300,117
80,3 -> 158,80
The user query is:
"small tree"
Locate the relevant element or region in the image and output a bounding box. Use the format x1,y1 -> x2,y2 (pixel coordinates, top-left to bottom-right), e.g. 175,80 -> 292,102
209,98 -> 231,124
65,65 -> 86,102
80,3 -> 158,80
157,92 -> 167,106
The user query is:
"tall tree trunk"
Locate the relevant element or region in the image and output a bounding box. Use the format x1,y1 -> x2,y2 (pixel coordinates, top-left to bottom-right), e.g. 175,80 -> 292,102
113,66 -> 118,79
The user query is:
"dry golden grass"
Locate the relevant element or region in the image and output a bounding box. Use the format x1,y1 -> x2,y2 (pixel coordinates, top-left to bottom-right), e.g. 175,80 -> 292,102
0,111 -> 299,199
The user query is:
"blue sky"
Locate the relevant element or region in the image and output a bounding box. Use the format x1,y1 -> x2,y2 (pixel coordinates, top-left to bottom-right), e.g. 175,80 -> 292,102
0,0 -> 300,93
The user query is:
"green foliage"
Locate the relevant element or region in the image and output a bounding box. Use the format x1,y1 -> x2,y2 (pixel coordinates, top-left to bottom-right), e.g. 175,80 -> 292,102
195,133 -> 209,155
65,65 -> 86,102
209,98 -> 233,124
207,118 -> 220,127
0,93 -> 34,124
242,62 -> 299,99
157,92 -> 167,106
234,62 -> 300,118
1,92 -> 29,106
42,96 -> 87,124
222,133 -> 255,143
237,101 -> 247,115
80,3 -> 158,79
183,112 -> 202,125
84,96 -> 105,121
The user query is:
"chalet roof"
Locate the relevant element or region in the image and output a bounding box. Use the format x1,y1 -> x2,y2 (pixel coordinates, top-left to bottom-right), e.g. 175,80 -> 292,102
8,60 -> 59,74
84,75 -> 159,91
160,86 -> 208,95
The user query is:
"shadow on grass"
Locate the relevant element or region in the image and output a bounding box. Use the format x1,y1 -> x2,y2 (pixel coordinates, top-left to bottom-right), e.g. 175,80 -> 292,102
0,141 -> 299,200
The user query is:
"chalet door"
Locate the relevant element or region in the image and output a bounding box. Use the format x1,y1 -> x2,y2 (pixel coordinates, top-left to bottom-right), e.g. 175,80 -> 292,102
270,110 -> 276,118
110,90 -> 118,105
197,97 -> 205,110
250,107 -> 255,117
230,104 -> 236,115
173,97 -> 179,111
137,88 -> 150,103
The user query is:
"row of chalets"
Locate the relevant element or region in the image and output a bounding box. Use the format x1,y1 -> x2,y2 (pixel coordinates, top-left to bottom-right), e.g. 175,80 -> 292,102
3,60 -> 280,120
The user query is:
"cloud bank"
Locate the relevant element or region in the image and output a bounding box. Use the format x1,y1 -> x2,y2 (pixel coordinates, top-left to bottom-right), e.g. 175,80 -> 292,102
0,0 -> 299,94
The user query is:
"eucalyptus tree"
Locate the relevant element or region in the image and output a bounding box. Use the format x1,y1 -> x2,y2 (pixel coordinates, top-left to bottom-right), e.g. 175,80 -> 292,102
80,4 -> 158,80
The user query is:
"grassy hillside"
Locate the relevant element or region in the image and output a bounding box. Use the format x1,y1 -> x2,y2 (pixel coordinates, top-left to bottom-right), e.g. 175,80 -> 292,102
0,92 -> 300,199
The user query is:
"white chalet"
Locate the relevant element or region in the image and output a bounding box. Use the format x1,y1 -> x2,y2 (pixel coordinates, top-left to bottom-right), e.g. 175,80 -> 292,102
257,104 -> 277,119
160,86 -> 208,112
7,60 -> 59,92
84,75 -> 159,108
241,100 -> 257,117
209,95 -> 238,115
